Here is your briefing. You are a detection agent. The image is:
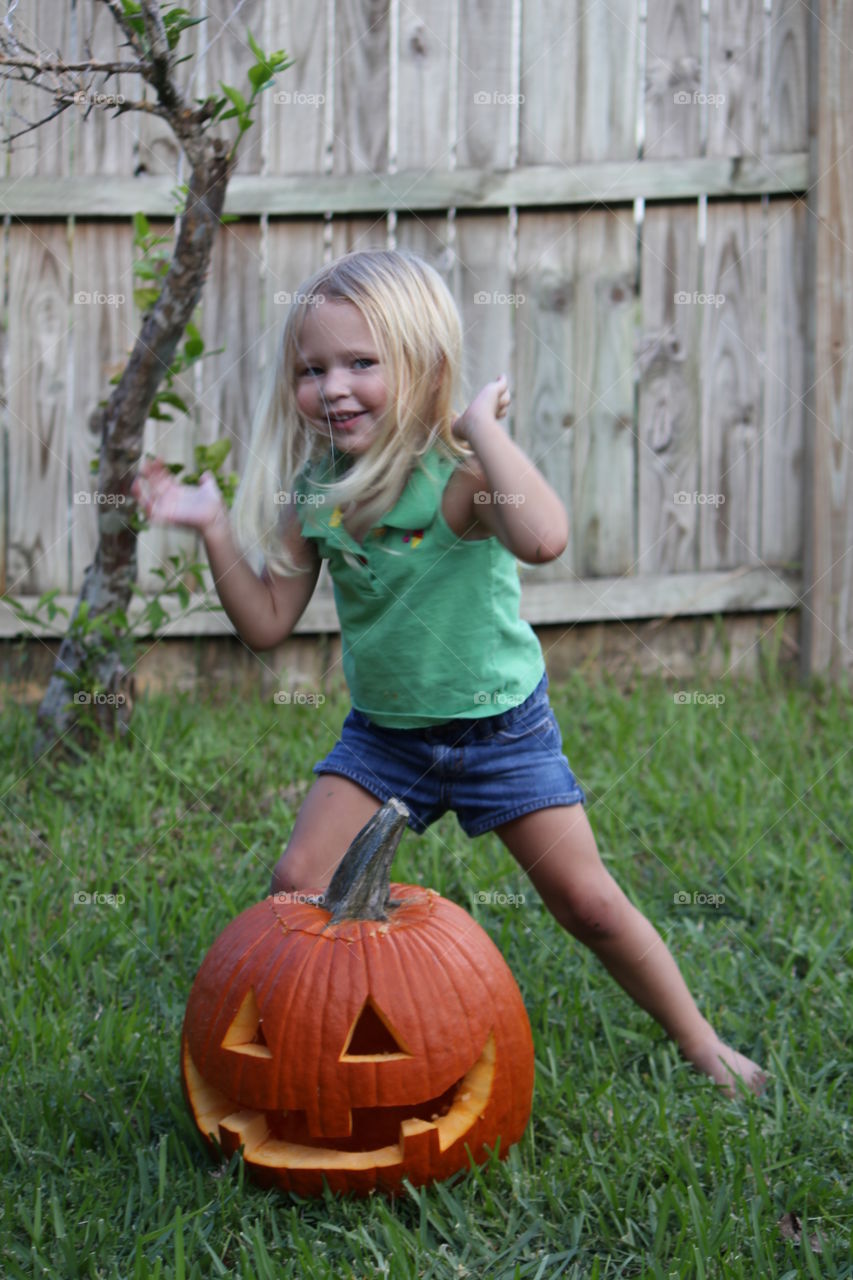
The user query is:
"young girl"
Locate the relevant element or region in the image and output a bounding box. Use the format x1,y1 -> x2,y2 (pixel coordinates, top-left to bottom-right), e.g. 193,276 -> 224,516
133,248 -> 765,1097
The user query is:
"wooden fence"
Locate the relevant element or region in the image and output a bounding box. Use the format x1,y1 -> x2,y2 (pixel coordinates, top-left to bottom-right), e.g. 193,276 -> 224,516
1,1 -> 850,677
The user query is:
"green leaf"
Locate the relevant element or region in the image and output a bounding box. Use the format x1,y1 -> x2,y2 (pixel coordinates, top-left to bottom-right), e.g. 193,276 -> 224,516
246,28 -> 265,63
219,82 -> 248,115
248,64 -> 273,90
196,439 -> 231,471
155,390 -> 190,414
143,599 -> 169,632
132,260 -> 165,280
134,286 -> 160,313
132,211 -> 151,241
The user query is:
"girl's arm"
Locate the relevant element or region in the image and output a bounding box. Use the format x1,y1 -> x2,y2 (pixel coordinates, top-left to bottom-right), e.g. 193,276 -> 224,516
132,458 -> 321,651
451,375 -> 569,563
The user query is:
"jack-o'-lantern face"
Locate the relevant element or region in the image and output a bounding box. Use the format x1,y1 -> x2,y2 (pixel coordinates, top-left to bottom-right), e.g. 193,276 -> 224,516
181,801 -> 535,1197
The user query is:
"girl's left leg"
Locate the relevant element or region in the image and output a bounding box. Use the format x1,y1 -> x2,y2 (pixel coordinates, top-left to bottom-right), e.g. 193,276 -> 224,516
494,803 -> 766,1095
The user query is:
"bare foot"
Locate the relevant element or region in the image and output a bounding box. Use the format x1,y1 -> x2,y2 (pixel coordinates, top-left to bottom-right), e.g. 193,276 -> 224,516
684,1034 -> 767,1097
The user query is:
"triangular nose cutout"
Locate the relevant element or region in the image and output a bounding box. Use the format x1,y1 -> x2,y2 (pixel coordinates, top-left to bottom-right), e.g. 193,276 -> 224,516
340,997 -> 412,1060
221,986 -> 274,1059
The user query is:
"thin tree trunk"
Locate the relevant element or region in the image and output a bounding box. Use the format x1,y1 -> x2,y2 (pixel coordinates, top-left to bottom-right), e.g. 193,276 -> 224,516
33,141 -> 232,759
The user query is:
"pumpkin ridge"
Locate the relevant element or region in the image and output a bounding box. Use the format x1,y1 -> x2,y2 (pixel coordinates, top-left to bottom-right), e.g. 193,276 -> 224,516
261,920 -> 331,1110
392,904 -> 489,1090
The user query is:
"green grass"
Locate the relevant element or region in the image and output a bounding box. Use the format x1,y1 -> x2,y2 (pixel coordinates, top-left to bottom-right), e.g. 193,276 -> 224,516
1,665 -> 850,1278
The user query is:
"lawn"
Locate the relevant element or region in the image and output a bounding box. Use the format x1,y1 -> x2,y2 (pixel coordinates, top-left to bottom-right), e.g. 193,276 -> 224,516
1,663 -> 850,1278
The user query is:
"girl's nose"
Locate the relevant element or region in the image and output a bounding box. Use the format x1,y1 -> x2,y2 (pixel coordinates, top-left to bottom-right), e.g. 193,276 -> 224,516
321,365 -> 350,399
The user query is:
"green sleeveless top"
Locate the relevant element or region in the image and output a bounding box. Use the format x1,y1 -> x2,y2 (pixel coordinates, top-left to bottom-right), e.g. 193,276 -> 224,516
294,444 -> 545,727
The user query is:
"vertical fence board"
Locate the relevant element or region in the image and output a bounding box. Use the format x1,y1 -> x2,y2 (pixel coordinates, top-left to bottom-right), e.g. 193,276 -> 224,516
645,0 -> 702,159
457,0 -> 513,170
69,222 -> 136,587
266,3 -> 329,175
198,220 -> 265,464
514,211 -> 578,580
637,203 -> 702,573
762,198 -> 805,567
334,0 -> 390,174
577,0 -> 638,161
6,0 -> 73,178
519,1 -> 580,166
804,0 -> 853,675
767,0 -> 808,152
454,216 -> 512,407
397,0 -> 454,171
7,223 -> 72,594
572,210 -> 637,577
707,0 -> 765,157
455,2 -> 513,402
699,201 -> 764,569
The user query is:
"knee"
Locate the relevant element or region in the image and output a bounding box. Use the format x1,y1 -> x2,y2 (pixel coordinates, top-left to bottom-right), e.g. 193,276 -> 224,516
550,878 -> 627,944
268,845 -> 327,898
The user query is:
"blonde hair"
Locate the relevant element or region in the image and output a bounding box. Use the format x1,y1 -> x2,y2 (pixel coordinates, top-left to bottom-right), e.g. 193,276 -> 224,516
231,248 -> 469,577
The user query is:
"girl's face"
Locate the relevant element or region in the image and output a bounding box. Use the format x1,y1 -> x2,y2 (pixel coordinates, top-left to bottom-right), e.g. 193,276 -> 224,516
293,299 -> 391,455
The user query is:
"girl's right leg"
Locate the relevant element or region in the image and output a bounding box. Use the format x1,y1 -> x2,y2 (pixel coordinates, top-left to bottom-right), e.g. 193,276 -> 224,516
268,775 -> 383,896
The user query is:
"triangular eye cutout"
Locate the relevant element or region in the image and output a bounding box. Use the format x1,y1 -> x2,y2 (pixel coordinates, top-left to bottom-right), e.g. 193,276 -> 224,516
221,986 -> 273,1059
340,996 -> 412,1061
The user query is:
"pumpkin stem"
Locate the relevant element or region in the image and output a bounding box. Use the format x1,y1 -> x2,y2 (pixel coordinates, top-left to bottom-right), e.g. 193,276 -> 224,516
324,797 -> 410,923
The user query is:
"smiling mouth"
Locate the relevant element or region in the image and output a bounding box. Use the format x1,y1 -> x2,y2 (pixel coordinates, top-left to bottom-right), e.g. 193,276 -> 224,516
326,412 -> 365,426
182,1032 -> 496,1171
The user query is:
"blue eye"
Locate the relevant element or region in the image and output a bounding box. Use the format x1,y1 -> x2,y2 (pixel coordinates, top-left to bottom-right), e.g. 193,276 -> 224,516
353,358 -> 375,369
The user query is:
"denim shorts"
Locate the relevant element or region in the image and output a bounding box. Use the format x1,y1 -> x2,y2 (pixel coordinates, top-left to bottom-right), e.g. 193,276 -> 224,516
313,671 -> 586,837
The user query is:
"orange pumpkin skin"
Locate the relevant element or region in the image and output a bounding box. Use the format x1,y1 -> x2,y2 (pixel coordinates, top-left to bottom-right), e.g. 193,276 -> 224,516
181,880 -> 535,1197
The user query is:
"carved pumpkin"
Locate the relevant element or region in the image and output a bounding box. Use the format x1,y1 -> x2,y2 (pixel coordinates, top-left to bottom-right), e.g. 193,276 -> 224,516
181,798 -> 535,1196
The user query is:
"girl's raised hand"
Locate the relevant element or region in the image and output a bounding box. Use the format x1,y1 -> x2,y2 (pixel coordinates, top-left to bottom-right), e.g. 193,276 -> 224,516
131,457 -> 226,534
451,374 -> 511,444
